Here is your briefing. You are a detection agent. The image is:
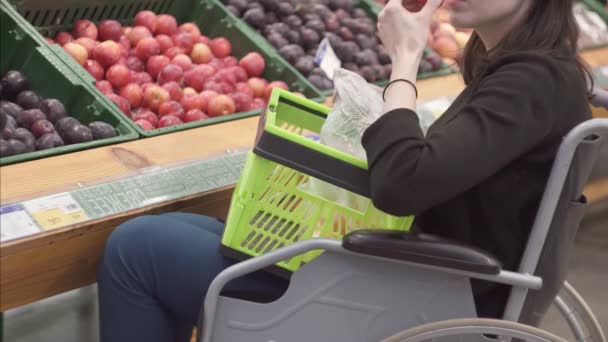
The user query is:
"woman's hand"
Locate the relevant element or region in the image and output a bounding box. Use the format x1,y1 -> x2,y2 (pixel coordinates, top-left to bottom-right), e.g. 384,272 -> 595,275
378,0 -> 443,80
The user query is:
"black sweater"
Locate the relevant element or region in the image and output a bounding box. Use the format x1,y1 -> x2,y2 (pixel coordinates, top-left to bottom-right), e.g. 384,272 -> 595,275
362,52 -> 591,318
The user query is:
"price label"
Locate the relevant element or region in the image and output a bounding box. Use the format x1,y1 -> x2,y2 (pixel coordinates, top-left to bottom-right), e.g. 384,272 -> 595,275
0,204 -> 41,242
315,38 -> 342,80
23,193 -> 89,230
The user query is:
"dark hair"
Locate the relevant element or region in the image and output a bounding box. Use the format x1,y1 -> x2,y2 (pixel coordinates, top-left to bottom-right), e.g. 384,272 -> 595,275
461,0 -> 593,94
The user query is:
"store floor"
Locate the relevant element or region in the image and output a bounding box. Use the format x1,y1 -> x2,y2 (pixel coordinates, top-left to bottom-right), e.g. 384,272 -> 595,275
4,210 -> 607,342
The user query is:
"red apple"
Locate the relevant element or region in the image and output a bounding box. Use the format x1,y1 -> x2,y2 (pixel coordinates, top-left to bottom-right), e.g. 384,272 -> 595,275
264,81 -> 289,99
132,72 -> 153,86
107,94 -> 131,117
203,80 -> 224,94
235,82 -> 254,97
127,26 -> 153,46
135,119 -> 155,130
184,64 -> 216,92
190,43 -> 213,64
125,56 -> 144,72
199,90 -> 218,111
230,92 -> 254,112
158,64 -> 184,85
158,101 -> 185,120
179,22 -> 201,38
184,109 -> 208,123
55,32 -> 74,46
156,34 -> 174,53
164,46 -> 186,59
209,37 -> 231,58
106,64 -> 131,88
180,94 -> 205,112
143,85 -> 170,112
135,37 -> 160,62
218,82 -> 235,94
96,80 -> 114,95
134,10 -> 157,34
156,14 -> 178,36
72,19 -> 98,40
133,110 -> 159,127
172,32 -> 195,53
251,97 -> 266,110
247,77 -> 268,98
98,20 -> 123,42
63,42 -> 88,65
84,60 -> 104,81
172,54 -> 193,71
207,94 -> 236,117
208,58 -> 224,70
239,52 -> 265,77
94,40 -> 122,67
197,35 -> 210,45
162,81 -> 183,101
182,87 -> 197,97
222,56 -> 238,67
146,55 -> 171,80
119,83 -> 144,108
231,67 -> 248,83
158,115 -> 183,128
141,82 -> 155,93
214,69 -> 237,85
119,35 -> 131,50
74,37 -> 98,57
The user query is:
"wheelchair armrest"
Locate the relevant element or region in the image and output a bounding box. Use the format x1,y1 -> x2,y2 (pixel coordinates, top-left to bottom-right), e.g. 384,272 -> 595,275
342,230 -> 502,275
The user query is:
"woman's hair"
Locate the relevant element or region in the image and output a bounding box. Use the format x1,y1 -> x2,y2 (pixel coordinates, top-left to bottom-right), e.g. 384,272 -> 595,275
461,0 -> 593,94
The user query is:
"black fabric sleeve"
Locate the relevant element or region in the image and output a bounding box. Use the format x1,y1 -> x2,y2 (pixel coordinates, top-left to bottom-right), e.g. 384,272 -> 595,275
362,56 -> 561,216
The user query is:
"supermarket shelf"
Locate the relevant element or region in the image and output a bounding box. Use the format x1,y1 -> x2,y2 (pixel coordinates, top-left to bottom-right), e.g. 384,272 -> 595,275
1,49 -> 607,312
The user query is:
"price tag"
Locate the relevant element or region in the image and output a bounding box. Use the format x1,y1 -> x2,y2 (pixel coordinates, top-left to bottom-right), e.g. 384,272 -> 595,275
23,193 -> 89,230
315,38 -> 342,80
0,204 -> 41,242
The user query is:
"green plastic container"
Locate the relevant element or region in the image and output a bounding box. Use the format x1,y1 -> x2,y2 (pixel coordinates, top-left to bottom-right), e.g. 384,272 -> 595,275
221,89 -> 413,273
581,0 -> 608,24
7,0 -> 325,137
1,1 -> 138,166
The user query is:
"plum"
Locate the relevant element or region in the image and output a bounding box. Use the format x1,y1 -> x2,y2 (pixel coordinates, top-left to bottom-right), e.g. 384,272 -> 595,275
300,28 -> 321,50
352,8 -> 367,18
265,23 -> 290,36
308,74 -> 333,90
243,8 -> 266,29
0,111 -> 6,130
56,117 -> 81,137
306,19 -> 326,34
16,90 -> 42,110
0,83 -> 3,99
354,20 -> 375,35
324,14 -> 340,32
279,45 -> 305,65
40,98 -> 67,123
35,133 -> 64,151
311,67 -> 325,76
2,127 -> 15,140
378,48 -> 391,65
259,0 -> 279,11
383,64 -> 393,79
329,0 -> 353,10
325,32 -> 342,48
0,101 -> 23,119
418,60 -> 434,74
284,30 -> 302,45
335,41 -> 359,63
342,62 -> 359,73
266,32 -> 289,49
372,64 -> 386,80
356,34 -> 377,50
31,120 -> 56,138
3,115 -> 17,133
285,15 -> 302,28
360,66 -> 377,82
89,121 -> 118,139
278,2 -> 294,16
226,5 -> 240,16
0,139 -> 9,157
64,124 -> 93,143
17,109 -> 46,129
354,49 -> 379,66
338,27 -> 354,41
246,2 -> 263,11
13,127 -> 36,151
334,9 -> 350,20
227,0 -> 248,11
425,52 -> 443,70
295,56 -> 316,75
6,139 -> 27,156
265,12 -> 278,25
1,71 -> 29,101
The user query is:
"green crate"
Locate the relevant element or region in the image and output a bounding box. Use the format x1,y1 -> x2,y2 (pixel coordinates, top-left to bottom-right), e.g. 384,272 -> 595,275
1,1 -> 138,166
221,89 -> 413,273
6,0 -> 325,137
581,0 -> 608,23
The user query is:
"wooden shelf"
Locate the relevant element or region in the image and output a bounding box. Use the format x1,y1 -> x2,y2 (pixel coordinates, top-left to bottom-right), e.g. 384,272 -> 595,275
1,48 -> 607,311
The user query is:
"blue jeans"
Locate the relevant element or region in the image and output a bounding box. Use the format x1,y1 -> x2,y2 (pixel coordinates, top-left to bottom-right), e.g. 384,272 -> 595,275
97,213 -> 289,342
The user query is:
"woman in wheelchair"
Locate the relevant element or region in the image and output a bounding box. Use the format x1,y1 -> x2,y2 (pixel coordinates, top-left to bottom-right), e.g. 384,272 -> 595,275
97,0 -> 594,341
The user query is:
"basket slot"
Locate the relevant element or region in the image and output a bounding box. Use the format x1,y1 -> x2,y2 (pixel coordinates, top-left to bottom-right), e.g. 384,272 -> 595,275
278,222 -> 294,238
38,10 -> 50,27
255,236 -> 271,253
263,240 -> 279,254
247,233 -> 263,250
284,223 -> 301,240
293,224 -> 310,242
239,230 -> 256,248
270,218 -> 286,234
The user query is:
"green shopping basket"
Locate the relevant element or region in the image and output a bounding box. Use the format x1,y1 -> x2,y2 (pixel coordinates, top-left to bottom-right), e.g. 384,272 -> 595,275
220,89 -> 414,275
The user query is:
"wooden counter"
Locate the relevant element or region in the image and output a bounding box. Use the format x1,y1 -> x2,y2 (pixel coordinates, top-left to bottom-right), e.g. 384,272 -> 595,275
1,49 -> 607,312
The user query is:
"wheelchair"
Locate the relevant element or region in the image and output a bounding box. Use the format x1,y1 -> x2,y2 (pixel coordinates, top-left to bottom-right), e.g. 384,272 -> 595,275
199,89 -> 608,342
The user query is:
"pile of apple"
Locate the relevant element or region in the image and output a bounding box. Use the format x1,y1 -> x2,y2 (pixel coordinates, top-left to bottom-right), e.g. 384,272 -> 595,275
48,11 -> 289,131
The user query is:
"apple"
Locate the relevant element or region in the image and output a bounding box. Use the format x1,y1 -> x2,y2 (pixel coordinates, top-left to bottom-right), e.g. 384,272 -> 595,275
156,14 -> 178,36
146,55 -> 171,80
134,10 -> 157,34
157,64 -> 184,85
172,54 -> 193,71
184,109 -> 208,123
199,90 -> 218,111
95,80 -> 114,95
251,97 -> 266,110
239,52 -> 265,77
94,40 -> 122,67
143,84 -> 170,112
98,20 -> 123,42
63,42 -> 88,65
158,115 -> 183,128
74,37 -> 98,56
207,94 -> 236,117
182,87 -> 197,97
127,26 -> 153,46
84,60 -> 104,81
203,80 -> 224,94
156,34 -> 174,53
235,82 -> 254,97
230,92 -> 254,112
164,46 -> 186,59
184,64 -> 216,92
119,35 -> 131,50
135,119 -> 155,130
209,37 -> 231,58
158,101 -> 185,120
107,94 -> 131,117
190,43 -> 212,64
119,83 -> 144,108
230,66 -> 249,83
55,32 -> 74,45
132,72 -> 153,86
247,77 -> 268,98
72,19 -> 98,40
213,69 -> 237,85
179,22 -> 201,38
222,56 -> 238,67
208,58 -> 224,70
180,94 -> 205,112
124,56 -> 144,72
162,81 -> 183,101
135,37 -> 161,62
141,82 -> 155,94
172,32 -> 195,53
133,110 -> 159,127
106,64 -> 131,88
264,81 -> 288,99
197,35 -> 210,45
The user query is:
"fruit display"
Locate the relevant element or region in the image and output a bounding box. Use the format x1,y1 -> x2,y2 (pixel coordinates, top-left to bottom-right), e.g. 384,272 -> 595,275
223,0 -> 446,90
0,70 -> 118,158
48,11 -> 292,131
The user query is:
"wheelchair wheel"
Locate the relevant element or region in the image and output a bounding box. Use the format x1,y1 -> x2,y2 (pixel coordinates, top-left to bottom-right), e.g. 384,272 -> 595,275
382,318 -> 568,342
552,282 -> 607,342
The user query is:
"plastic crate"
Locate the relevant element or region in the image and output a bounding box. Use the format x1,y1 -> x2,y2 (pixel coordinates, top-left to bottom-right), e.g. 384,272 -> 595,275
6,0 -> 325,137
221,89 -> 413,274
1,1 -> 138,166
